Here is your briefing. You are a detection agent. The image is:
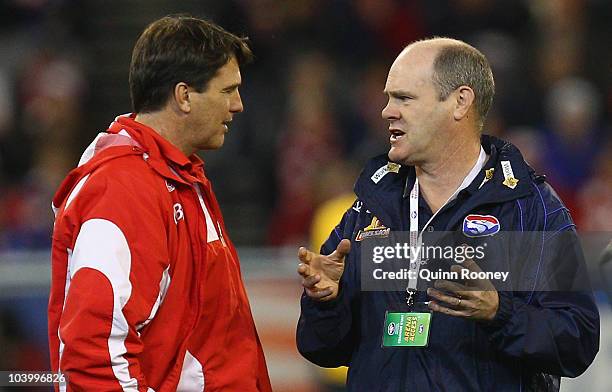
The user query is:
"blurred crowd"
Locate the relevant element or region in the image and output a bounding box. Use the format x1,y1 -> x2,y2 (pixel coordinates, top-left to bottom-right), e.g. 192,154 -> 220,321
0,0 -> 610,251
0,1 -> 610,385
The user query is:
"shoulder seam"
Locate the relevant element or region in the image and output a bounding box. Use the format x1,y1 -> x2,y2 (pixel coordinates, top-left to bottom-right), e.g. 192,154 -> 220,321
527,181 -> 547,304
544,224 -> 577,242
516,199 -> 524,232
546,206 -> 568,217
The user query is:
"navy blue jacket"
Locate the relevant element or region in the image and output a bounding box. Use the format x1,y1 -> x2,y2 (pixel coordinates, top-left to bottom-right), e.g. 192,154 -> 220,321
297,136 -> 599,391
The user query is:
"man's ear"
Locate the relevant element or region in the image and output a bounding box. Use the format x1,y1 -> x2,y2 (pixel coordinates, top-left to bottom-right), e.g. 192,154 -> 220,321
174,82 -> 191,113
453,86 -> 475,121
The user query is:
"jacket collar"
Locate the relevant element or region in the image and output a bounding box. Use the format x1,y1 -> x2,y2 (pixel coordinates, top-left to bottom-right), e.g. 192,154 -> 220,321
111,114 -> 207,185
353,155 -> 410,229
466,134 -> 535,202
354,135 -> 537,229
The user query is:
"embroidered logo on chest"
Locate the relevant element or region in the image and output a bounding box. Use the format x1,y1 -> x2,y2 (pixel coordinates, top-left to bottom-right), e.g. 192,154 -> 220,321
356,216 -> 391,241
462,214 -> 500,237
173,203 -> 184,224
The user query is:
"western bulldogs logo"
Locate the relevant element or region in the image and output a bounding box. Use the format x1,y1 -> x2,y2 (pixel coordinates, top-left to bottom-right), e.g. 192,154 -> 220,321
462,214 -> 500,237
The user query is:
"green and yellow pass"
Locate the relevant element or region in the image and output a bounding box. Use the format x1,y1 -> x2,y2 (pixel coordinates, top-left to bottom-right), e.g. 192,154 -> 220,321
382,311 -> 431,347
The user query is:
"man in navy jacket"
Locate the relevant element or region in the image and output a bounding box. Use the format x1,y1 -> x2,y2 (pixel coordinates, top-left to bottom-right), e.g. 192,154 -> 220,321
296,38 -> 599,391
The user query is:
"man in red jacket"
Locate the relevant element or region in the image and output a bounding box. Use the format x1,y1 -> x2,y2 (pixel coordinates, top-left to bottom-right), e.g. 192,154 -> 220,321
48,15 -> 272,391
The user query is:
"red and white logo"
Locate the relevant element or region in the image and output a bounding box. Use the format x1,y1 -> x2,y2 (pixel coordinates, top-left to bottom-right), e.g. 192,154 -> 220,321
173,203 -> 184,224
462,214 -> 500,237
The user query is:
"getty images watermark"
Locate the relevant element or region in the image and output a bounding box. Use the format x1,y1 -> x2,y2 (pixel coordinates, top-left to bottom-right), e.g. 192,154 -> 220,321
370,242 -> 509,283
359,231 -> 603,292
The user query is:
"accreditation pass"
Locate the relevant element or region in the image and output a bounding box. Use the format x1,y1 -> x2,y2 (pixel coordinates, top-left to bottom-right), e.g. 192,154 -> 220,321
382,311 -> 431,347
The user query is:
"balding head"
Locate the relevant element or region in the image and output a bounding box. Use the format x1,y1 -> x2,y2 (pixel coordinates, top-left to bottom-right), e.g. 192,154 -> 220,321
400,38 -> 495,129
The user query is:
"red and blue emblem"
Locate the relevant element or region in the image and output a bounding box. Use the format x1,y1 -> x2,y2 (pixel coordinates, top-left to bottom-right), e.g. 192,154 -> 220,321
462,214 -> 500,237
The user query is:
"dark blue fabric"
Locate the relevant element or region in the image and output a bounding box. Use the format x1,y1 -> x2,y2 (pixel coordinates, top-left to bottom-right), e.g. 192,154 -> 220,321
296,135 -> 600,392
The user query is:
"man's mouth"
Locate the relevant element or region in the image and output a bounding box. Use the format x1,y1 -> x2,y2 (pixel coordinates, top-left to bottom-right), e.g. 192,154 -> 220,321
389,129 -> 406,142
222,120 -> 232,131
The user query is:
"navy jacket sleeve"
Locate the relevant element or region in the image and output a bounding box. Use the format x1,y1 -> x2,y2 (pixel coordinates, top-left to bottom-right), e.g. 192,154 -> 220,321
296,206 -> 360,367
482,184 -> 600,377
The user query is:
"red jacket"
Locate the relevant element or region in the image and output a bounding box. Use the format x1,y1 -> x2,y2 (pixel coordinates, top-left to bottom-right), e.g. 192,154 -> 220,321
48,114 -> 272,391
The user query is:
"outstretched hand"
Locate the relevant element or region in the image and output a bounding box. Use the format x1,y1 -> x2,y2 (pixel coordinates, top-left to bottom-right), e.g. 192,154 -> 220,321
297,239 -> 351,301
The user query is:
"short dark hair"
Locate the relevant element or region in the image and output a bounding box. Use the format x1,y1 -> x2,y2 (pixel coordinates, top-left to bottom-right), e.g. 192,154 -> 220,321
129,15 -> 253,113
429,40 -> 495,128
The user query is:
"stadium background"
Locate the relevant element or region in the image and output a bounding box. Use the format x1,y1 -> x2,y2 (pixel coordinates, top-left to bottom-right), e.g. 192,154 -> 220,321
0,0 -> 610,390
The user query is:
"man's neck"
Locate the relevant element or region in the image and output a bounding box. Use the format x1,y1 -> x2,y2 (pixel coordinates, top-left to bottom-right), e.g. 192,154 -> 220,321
415,137 -> 482,213
134,111 -> 192,156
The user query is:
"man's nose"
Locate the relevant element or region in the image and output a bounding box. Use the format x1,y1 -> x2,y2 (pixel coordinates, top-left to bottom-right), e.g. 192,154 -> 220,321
231,91 -> 244,113
381,101 -> 399,121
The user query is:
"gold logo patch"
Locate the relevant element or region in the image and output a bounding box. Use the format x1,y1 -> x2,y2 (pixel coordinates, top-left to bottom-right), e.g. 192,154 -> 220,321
502,177 -> 519,189
356,216 -> 390,241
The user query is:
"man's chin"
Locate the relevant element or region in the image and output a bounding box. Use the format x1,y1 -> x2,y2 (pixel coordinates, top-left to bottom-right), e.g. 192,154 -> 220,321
200,137 -> 225,151
387,148 -> 407,165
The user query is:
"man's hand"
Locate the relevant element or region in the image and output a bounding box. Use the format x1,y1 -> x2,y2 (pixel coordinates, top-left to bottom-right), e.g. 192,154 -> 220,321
297,239 -> 351,301
427,257 -> 499,321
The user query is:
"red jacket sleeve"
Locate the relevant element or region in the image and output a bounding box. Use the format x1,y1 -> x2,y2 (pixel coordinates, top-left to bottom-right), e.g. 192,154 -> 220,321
50,159 -> 170,391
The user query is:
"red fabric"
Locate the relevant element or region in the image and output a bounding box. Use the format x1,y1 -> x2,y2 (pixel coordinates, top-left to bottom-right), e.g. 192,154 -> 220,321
59,268 -> 132,390
49,114 -> 271,391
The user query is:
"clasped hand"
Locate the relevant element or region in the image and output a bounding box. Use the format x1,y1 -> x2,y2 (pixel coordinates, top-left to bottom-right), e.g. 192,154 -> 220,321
427,257 -> 499,321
